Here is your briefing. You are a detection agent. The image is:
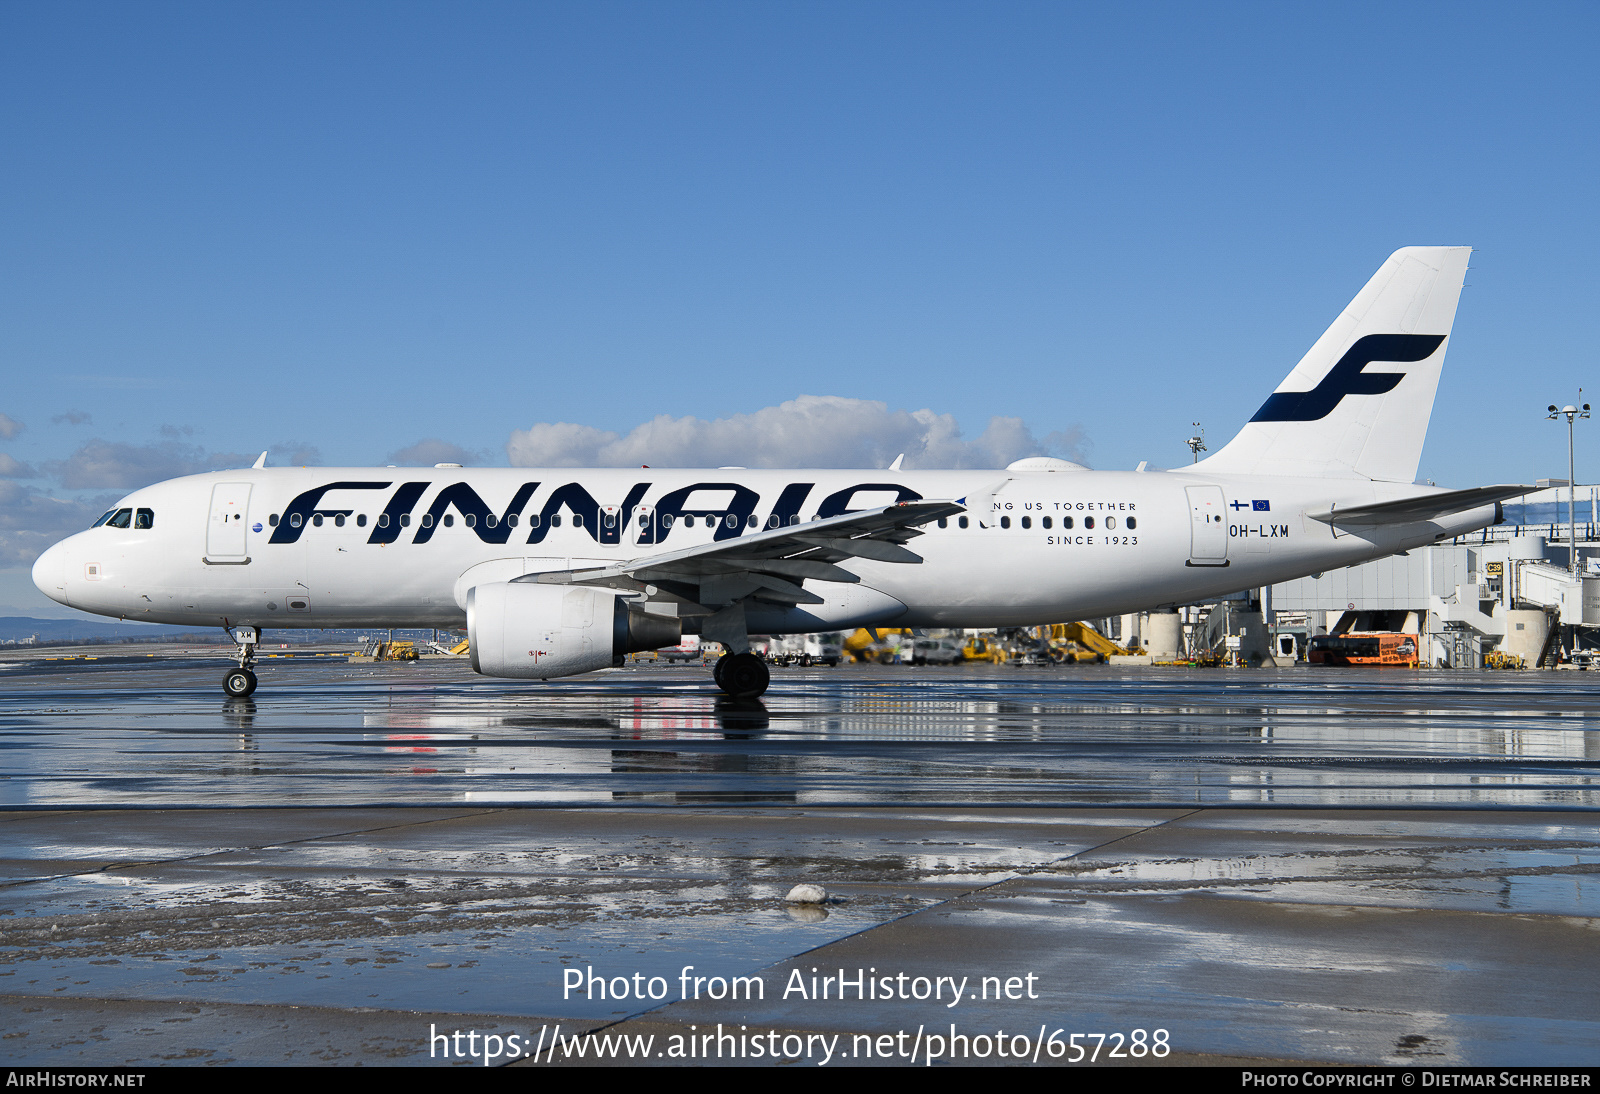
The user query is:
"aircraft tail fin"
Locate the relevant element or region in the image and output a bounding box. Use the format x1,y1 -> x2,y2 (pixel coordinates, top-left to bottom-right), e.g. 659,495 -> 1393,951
1191,246 -> 1470,482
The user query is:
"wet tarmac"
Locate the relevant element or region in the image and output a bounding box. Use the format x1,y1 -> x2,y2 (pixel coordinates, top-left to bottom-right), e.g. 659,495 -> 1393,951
3,651 -> 1598,809
1,651 -> 1598,1065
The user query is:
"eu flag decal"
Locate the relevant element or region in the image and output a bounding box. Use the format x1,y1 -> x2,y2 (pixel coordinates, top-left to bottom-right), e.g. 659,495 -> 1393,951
1252,500 -> 1271,512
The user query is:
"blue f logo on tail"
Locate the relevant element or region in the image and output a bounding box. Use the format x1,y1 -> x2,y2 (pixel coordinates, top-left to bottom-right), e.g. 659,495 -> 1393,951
1250,334 -> 1445,423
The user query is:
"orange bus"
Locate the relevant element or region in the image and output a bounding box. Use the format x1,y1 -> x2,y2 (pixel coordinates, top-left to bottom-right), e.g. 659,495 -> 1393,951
1307,632 -> 1420,667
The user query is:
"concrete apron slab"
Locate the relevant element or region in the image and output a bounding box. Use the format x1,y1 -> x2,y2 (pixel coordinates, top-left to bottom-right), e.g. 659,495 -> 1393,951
0,806 -> 1167,1065
2,807 -> 1597,1065
531,809 -> 1600,1067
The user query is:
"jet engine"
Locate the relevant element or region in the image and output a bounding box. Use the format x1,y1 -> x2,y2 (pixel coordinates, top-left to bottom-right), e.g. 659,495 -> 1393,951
467,581 -> 680,679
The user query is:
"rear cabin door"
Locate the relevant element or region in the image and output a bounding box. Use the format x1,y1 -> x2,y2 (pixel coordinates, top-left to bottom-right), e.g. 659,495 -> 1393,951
206,483 -> 252,562
1185,485 -> 1229,566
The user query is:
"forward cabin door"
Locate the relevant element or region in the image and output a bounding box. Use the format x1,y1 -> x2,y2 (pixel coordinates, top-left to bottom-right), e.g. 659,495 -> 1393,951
1185,485 -> 1229,566
205,483 -> 252,563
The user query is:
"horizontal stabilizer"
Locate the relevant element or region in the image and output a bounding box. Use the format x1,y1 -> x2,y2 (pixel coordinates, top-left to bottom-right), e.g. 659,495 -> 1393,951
1309,484 -> 1532,527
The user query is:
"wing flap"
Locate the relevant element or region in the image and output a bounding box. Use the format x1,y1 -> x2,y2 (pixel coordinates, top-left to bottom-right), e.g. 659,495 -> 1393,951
517,499 -> 962,610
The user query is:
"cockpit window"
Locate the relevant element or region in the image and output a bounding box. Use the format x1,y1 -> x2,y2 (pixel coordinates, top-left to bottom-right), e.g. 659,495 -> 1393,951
104,509 -> 132,529
134,508 -> 155,529
92,510 -> 117,528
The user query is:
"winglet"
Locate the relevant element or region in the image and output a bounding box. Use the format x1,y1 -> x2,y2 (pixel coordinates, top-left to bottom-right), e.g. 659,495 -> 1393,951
958,478 -> 1011,528
252,451 -> 267,469
889,453 -> 905,471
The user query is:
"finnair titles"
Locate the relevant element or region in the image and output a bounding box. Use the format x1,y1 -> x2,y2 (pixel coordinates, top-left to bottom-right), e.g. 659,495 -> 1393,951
33,247 -> 1526,699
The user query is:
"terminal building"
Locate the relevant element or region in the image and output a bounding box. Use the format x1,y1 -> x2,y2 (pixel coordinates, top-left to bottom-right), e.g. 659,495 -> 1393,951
1268,485 -> 1600,668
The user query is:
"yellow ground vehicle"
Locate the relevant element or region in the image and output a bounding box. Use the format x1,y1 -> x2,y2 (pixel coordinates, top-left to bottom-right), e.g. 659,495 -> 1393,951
961,635 -> 1009,662
372,640 -> 420,661
1016,622 -> 1132,664
843,627 -> 914,664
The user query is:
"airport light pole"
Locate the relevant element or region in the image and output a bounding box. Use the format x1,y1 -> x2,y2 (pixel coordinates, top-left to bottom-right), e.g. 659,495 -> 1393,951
1547,397 -> 1591,574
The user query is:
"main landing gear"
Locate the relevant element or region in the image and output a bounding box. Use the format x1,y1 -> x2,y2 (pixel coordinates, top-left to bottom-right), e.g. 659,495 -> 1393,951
713,650 -> 770,700
223,626 -> 259,698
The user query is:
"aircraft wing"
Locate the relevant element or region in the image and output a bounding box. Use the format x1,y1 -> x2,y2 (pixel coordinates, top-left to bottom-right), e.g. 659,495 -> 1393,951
1308,484 -> 1533,527
518,499 -> 966,611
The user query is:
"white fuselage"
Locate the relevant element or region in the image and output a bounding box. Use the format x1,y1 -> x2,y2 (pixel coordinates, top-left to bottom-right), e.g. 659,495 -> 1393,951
32,466 -> 1497,634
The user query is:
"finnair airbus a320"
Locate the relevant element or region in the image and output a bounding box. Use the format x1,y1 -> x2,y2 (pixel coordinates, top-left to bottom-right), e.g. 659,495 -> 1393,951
33,247 -> 1525,699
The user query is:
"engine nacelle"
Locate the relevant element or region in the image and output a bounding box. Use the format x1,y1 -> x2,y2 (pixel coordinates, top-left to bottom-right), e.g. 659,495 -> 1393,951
467,581 -> 680,679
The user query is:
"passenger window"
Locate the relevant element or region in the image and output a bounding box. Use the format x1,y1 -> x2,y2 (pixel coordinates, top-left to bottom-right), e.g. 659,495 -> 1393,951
443,514 -> 454,527
661,514 -> 674,528
1126,517 -> 1137,530
1063,516 -> 1074,529
269,513 -> 279,527
507,514 -> 519,528
1085,517 -> 1095,529
725,514 -> 737,529
789,515 -> 801,525
767,514 -> 778,529
106,508 -> 132,529
747,514 -> 758,528
528,514 -> 540,528
377,513 -> 389,528
572,514 -> 583,528
1000,516 -> 1011,529
400,513 -> 411,527
1043,516 -> 1052,529
421,514 -> 433,528
958,516 -> 969,529
481,514 -> 492,528
683,515 -> 694,528
1021,516 -> 1031,529
640,514 -> 650,528
290,513 -> 303,528
603,512 -> 615,528
552,515 -> 562,527
357,514 -> 367,527
312,514 -> 323,527
937,518 -> 947,528
334,514 -> 345,527
1106,516 -> 1116,529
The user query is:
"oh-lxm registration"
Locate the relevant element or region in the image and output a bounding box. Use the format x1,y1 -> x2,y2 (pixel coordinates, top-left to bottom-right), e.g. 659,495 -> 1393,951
565,965 -> 1041,1005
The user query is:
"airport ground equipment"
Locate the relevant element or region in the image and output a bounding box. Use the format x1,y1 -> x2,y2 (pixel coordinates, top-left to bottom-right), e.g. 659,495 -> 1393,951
844,627 -> 913,664
1307,632 -> 1420,667
962,634 -> 1008,663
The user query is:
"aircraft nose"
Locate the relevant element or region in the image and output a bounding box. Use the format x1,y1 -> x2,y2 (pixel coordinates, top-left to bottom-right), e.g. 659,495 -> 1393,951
32,540 -> 69,606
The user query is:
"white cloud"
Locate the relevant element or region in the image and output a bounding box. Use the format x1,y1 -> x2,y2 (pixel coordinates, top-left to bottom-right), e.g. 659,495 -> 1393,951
0,453 -> 37,479
0,413 -> 23,440
45,440 -> 256,490
269,442 -> 322,467
387,438 -> 485,466
0,483 -> 114,567
507,395 -> 1088,470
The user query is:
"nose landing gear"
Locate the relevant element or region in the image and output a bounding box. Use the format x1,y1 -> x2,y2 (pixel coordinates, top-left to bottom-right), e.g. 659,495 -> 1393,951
224,626 -> 259,697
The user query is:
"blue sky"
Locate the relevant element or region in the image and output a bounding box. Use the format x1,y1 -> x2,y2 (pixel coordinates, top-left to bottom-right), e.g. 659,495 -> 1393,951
3,2 -> 1599,614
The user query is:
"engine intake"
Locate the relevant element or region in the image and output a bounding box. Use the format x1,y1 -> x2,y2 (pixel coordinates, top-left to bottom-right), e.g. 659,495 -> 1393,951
467,582 -> 680,679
